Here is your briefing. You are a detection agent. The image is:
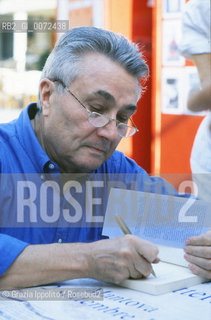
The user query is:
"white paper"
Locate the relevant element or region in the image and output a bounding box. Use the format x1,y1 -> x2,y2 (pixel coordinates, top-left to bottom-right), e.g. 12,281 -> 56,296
162,20 -> 185,66
161,67 -> 184,114
0,279 -> 211,320
162,0 -> 185,19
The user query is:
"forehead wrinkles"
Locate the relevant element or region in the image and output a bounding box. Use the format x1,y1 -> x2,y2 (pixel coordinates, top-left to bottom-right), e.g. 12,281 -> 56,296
70,54 -> 140,102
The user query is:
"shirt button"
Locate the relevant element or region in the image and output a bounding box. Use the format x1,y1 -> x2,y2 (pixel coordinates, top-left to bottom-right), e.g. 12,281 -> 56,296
49,163 -> 55,170
58,238 -> 62,243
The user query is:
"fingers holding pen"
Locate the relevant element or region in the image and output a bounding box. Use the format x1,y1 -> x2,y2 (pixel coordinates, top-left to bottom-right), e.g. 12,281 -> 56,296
120,235 -> 156,278
115,215 -> 158,277
134,236 -> 159,263
87,235 -> 159,284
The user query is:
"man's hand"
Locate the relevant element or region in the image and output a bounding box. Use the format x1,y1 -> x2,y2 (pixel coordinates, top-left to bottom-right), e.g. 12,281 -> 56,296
184,231 -> 211,279
0,235 -> 159,289
87,235 -> 159,284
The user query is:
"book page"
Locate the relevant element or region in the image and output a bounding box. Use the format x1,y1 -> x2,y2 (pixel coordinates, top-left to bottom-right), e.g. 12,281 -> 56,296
120,261 -> 206,295
157,245 -> 187,266
103,188 -> 210,265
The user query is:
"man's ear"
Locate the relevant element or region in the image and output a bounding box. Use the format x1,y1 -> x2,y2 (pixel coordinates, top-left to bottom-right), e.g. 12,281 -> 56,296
39,79 -> 55,116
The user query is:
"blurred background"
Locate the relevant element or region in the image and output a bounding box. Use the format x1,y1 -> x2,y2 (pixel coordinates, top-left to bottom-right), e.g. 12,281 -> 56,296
0,0 -> 205,188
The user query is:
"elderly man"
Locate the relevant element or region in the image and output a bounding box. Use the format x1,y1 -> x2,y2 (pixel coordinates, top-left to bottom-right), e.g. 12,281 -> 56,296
0,27 -> 210,289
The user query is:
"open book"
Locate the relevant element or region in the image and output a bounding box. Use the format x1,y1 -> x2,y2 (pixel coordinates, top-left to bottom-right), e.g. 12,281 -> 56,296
103,188 -> 210,295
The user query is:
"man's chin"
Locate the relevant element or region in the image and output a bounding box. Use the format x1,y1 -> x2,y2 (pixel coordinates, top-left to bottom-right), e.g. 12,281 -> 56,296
62,150 -> 112,173
80,161 -> 104,173
80,151 -> 109,171
72,158 -> 105,173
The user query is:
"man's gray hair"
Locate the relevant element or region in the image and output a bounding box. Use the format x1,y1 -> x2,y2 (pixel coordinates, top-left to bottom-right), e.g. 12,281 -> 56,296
38,26 -> 149,109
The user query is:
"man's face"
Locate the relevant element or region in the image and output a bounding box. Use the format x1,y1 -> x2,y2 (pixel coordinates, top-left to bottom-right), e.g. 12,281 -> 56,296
41,53 -> 139,173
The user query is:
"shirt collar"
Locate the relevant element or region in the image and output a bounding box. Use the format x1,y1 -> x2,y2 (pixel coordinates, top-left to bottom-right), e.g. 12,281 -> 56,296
15,103 -> 51,172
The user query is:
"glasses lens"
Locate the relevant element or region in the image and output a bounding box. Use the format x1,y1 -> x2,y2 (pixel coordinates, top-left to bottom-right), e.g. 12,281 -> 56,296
88,112 -> 109,128
88,111 -> 137,138
117,123 -> 136,137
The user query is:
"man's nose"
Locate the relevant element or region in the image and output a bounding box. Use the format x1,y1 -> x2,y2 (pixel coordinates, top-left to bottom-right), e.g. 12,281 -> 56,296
96,120 -> 119,140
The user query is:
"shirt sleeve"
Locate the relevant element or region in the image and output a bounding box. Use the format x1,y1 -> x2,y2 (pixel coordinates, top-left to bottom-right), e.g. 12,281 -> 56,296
179,0 -> 211,58
0,233 -> 29,276
0,145 -> 29,276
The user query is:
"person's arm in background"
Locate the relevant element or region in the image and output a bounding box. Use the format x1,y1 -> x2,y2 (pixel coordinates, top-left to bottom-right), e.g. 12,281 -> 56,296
184,52 -> 211,277
188,85 -> 211,112
184,52 -> 211,276
187,53 -> 211,112
185,51 -> 211,280
179,0 -> 211,277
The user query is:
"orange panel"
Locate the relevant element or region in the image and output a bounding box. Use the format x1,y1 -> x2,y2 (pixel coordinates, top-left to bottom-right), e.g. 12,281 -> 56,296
131,0 -> 153,172
69,7 -> 93,28
104,0 -> 133,158
104,0 -> 133,39
151,0 -> 162,174
160,114 -> 204,173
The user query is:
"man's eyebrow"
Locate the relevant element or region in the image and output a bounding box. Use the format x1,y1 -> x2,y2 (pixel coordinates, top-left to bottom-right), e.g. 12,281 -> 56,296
121,104 -> 137,113
92,90 -> 137,112
93,90 -> 116,104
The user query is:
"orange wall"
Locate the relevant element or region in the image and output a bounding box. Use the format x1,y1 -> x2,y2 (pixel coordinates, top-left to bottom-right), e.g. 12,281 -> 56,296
104,0 -> 133,39
160,115 -> 203,173
131,0 -> 153,172
104,0 -> 134,158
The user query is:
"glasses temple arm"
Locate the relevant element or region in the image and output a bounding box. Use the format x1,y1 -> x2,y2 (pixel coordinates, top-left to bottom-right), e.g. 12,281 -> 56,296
130,117 -> 139,132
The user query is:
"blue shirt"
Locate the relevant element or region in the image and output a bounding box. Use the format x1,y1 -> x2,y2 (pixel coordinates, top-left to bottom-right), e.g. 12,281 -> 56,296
0,104 -> 176,276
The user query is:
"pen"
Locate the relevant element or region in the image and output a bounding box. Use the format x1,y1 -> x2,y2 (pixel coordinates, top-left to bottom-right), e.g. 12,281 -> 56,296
115,214 -> 157,277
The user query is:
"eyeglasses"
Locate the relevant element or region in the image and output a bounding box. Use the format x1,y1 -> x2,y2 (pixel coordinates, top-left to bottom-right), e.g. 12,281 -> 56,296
52,79 -> 139,138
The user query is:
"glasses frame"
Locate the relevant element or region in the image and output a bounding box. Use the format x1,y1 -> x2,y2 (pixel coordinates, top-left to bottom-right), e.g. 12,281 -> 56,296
51,79 -> 139,138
